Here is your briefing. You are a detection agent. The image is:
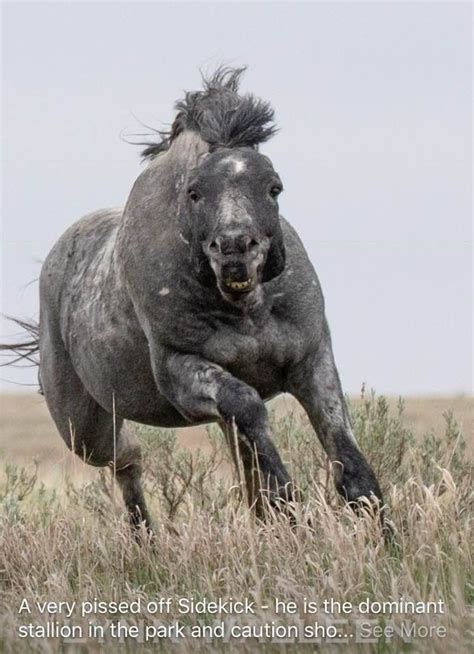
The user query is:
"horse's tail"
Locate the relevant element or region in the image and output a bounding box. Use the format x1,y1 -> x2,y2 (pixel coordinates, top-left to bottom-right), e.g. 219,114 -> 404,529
0,317 -> 42,393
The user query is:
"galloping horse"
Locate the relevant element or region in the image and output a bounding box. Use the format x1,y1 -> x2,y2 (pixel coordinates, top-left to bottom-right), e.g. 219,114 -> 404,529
3,68 -> 384,533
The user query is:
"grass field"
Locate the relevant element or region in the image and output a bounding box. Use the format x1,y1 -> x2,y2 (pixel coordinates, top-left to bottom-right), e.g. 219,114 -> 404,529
0,391 -> 472,652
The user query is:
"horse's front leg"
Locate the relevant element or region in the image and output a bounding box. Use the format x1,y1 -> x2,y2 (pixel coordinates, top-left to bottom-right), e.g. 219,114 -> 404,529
288,333 -> 384,517
155,352 -> 294,516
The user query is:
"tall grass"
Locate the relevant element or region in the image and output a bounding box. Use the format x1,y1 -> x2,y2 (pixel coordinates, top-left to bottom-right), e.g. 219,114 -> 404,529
0,391 -> 472,652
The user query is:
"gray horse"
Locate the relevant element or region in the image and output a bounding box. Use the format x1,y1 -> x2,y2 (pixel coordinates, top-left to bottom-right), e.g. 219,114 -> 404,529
4,68 -> 384,532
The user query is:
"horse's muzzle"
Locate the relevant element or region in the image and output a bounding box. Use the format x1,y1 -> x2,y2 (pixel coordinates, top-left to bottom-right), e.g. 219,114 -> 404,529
206,232 -> 265,300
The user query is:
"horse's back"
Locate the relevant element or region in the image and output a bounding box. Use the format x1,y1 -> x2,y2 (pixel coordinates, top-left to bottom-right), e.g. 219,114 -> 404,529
41,207 -> 124,318
39,206 -> 127,382
40,208 -> 123,300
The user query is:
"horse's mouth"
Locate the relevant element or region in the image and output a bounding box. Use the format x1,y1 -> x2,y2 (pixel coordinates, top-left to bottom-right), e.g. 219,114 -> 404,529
223,278 -> 253,293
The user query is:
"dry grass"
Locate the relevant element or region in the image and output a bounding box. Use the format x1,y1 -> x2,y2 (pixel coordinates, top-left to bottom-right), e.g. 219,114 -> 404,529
0,391 -> 473,652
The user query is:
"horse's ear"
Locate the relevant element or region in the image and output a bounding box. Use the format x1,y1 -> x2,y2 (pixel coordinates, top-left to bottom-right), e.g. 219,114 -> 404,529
262,229 -> 286,282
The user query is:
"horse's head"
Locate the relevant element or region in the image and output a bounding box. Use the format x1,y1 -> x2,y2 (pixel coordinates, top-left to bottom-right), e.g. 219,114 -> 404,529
186,147 -> 285,303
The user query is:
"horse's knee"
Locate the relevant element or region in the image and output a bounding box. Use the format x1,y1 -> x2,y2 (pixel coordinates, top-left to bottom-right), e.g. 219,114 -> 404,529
114,426 -> 143,471
217,383 -> 266,434
69,438 -> 114,468
61,412 -> 127,468
62,423 -> 108,467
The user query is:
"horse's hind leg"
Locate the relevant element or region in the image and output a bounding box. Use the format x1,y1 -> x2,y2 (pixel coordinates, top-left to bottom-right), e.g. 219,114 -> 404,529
39,337 -> 151,532
113,425 -> 152,532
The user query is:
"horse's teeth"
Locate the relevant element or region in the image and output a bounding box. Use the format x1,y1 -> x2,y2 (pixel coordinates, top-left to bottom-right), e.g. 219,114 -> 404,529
228,279 -> 251,290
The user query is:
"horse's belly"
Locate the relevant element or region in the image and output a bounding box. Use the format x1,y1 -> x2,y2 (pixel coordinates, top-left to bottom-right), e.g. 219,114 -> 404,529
66,333 -> 185,427
80,366 -> 190,428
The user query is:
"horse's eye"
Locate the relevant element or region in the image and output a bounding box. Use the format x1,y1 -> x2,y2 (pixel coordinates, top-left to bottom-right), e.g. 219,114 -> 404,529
269,185 -> 282,199
188,189 -> 201,202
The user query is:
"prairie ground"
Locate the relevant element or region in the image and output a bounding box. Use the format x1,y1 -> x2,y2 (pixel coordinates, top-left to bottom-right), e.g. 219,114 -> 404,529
0,391 -> 472,653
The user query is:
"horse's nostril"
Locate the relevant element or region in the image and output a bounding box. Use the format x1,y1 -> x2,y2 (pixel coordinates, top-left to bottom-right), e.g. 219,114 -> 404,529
211,235 -> 258,255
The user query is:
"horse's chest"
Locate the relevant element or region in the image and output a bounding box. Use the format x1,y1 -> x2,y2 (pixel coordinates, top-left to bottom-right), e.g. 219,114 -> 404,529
203,318 -> 298,394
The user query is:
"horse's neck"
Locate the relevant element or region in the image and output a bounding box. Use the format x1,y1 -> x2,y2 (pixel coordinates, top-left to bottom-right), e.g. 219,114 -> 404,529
148,130 -> 209,232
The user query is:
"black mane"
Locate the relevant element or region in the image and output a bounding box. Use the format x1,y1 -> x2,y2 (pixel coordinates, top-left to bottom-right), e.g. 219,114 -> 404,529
140,67 -> 277,160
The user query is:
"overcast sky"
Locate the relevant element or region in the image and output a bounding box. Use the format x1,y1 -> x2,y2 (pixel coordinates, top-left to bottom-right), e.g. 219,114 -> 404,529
1,1 -> 472,395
